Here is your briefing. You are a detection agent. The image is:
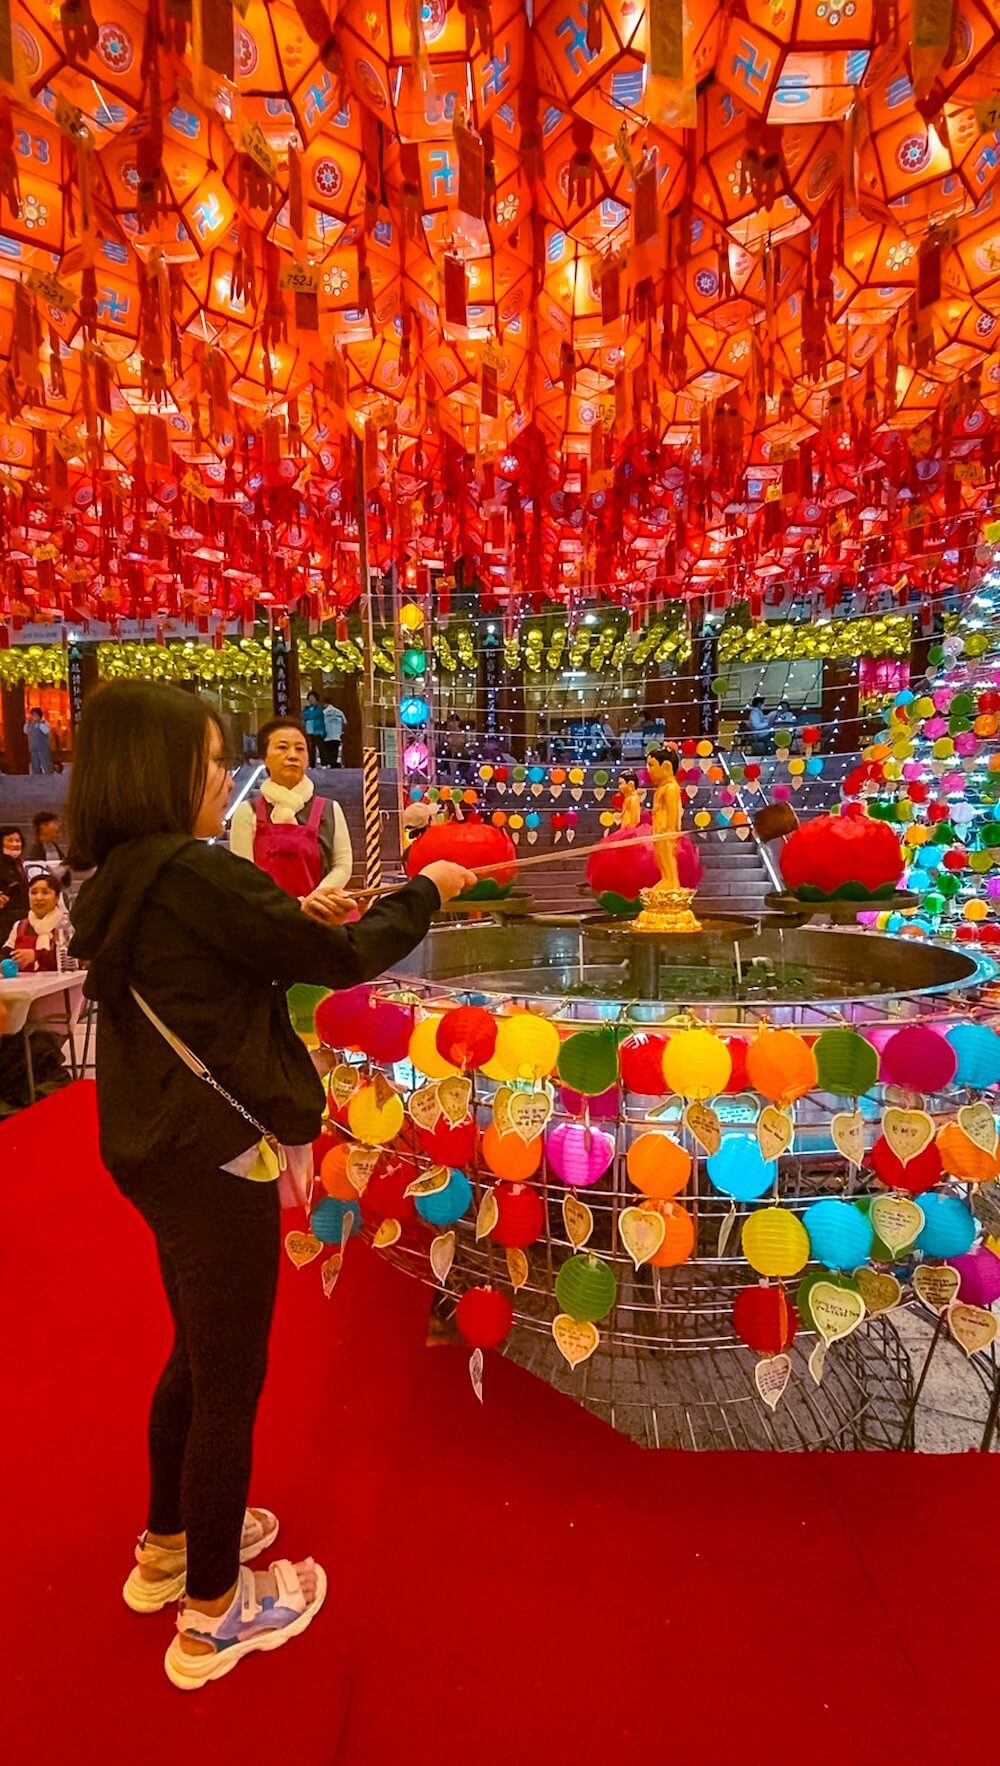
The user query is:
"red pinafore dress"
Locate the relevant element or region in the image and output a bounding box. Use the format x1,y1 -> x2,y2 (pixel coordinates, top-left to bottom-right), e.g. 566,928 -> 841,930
252,795 -> 324,897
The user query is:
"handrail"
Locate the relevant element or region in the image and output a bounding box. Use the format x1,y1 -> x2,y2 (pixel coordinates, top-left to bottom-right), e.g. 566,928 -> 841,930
717,748 -> 782,892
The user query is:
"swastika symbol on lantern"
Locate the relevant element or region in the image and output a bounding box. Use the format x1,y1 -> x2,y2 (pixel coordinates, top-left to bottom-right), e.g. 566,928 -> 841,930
556,8 -> 599,75
973,143 -> 1000,186
731,39 -> 771,97
98,23 -> 133,71
482,47 -> 511,100
304,74 -> 335,126
97,287 -> 130,323
192,193 -> 224,239
428,149 -> 454,195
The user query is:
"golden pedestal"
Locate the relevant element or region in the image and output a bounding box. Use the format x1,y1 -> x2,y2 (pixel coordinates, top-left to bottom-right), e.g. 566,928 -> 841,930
630,884 -> 702,934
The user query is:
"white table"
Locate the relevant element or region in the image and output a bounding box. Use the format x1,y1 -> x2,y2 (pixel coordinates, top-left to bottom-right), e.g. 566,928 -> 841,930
0,969 -> 87,1100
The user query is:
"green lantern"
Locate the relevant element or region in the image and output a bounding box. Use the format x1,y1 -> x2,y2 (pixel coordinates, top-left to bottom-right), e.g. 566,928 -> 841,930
286,983 -> 331,1037
814,1028 -> 878,1098
555,1253 -> 618,1323
556,1027 -> 620,1095
401,646 -> 427,678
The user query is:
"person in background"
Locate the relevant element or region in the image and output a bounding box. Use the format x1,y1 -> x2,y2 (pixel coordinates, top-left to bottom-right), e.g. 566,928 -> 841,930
322,697 -> 346,767
744,695 -> 774,756
229,717 -> 353,914
24,706 -> 52,775
0,827 -> 28,944
301,692 -> 326,768
66,680 -> 476,1689
3,872 -> 70,971
29,810 -> 72,886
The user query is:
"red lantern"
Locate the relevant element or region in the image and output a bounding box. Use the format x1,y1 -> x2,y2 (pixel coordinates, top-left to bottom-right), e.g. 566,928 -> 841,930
404,821 -> 517,897
733,1284 -> 798,1354
880,1026 -> 957,1094
455,1286 -> 514,1349
360,1159 -> 418,1227
355,1001 -> 414,1064
315,985 -> 373,1049
415,1115 -> 478,1168
780,814 -> 904,899
869,1136 -> 943,1196
724,1036 -> 750,1093
490,1183 -> 545,1248
435,1006 -> 498,1070
619,1033 -> 670,1096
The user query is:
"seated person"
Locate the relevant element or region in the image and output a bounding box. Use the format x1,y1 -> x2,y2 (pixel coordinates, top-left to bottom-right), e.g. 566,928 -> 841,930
28,811 -> 72,888
3,872 -> 70,972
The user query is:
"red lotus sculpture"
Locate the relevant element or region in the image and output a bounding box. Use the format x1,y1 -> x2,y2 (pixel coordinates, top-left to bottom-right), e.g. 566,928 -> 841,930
779,814 -> 904,901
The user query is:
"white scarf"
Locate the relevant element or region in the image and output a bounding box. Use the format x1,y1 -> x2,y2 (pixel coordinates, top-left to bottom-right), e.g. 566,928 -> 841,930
260,775 -> 315,825
27,906 -> 66,951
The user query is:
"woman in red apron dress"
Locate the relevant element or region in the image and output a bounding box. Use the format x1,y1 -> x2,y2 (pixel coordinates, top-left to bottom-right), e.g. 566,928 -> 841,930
229,717 -> 355,921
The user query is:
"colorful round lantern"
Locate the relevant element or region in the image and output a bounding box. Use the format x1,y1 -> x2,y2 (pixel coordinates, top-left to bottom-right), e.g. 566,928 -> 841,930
415,1168 -> 473,1228
706,1136 -> 776,1202
742,1207 -> 810,1279
405,820 -> 517,899
545,1122 -> 615,1188
408,1015 -> 461,1080
320,1142 -> 363,1201
455,1286 -> 513,1349
814,1028 -> 879,1098
315,985 -> 370,1050
662,1027 -> 732,1100
936,1122 -> 1000,1184
915,1193 -> 976,1260
559,1083 -> 619,1119
626,1132 -> 691,1198
400,696 -> 430,727
354,1000 -> 414,1065
733,1284 -> 798,1354
950,1246 -> 1000,1307
416,1114 -> 478,1169
639,1198 -> 695,1266
724,1036 -> 750,1093
796,1270 -> 859,1330
556,1028 -> 620,1096
287,983 -> 332,1040
361,1161 -> 418,1227
490,1183 -> 545,1248
494,1012 -> 560,1079
555,1253 -> 618,1323
869,1135 -> 943,1196
746,1030 -> 817,1104
803,1198 -> 874,1272
348,1081 -> 404,1146
481,1123 -> 542,1182
854,1194 -> 917,1263
880,1026 -> 957,1093
435,1005 -> 497,1070
619,1033 -> 669,1096
946,1024 -> 1000,1091
311,1196 -> 361,1244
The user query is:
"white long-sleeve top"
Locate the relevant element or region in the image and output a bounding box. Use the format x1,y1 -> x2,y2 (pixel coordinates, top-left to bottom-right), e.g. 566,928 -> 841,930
229,794 -> 354,890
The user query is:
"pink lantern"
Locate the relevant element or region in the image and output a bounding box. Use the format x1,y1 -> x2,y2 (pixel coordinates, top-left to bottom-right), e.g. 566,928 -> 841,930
950,1247 -> 1000,1308
558,1083 -> 620,1119
881,1024 -> 957,1093
545,1122 -> 615,1188
356,1000 -> 415,1064
315,985 -> 372,1050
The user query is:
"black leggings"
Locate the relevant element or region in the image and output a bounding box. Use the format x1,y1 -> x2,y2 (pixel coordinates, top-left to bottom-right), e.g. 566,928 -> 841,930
113,1159 -> 281,1600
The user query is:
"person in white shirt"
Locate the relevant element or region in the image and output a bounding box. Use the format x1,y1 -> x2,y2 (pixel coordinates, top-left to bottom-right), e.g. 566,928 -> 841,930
24,708 -> 52,775
322,699 -> 346,767
229,718 -> 353,917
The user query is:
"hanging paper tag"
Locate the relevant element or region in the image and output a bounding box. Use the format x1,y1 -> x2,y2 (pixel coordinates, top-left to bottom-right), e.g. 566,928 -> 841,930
958,1102 -> 998,1157
947,1301 -> 998,1358
437,1075 -> 472,1126
870,1194 -> 924,1257
808,1339 -> 827,1386
810,1282 -> 866,1345
506,1247 -> 529,1291
562,1193 -> 594,1249
912,1264 -> 961,1313
508,1089 -> 552,1142
619,1205 -> 666,1269
717,1202 -> 737,1258
409,1082 -> 443,1133
882,1108 -> 935,1166
404,1164 -> 450,1198
685,1100 -> 721,1156
284,1230 -> 323,1268
493,1085 -> 514,1137
320,1252 -> 343,1298
831,1110 -> 866,1168
476,1189 -> 499,1240
469,1347 -> 485,1403
373,1218 -> 401,1249
552,1314 -> 600,1368
757,1105 -> 793,1161
346,1146 -> 380,1195
754,1353 -> 792,1411
330,1063 -> 360,1109
854,1267 -> 903,1316
444,254 -> 468,327
278,260 -> 319,294
429,1230 -> 456,1286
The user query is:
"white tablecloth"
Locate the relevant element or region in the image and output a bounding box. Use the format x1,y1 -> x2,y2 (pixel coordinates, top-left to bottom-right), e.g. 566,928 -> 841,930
0,970 -> 86,1036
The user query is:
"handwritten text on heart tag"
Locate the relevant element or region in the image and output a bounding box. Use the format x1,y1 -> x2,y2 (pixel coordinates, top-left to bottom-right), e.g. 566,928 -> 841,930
284,1231 -> 323,1269
810,1282 -> 866,1345
882,1108 -> 935,1166
755,1353 -> 792,1411
619,1205 -> 667,1269
552,1314 -> 600,1368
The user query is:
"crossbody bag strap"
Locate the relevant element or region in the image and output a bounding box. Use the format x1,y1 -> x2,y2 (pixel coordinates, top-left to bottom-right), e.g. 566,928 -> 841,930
130,987 -> 284,1165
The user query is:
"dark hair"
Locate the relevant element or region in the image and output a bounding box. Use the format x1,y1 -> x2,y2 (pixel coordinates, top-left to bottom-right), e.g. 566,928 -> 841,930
257,716 -> 307,760
33,810 -> 57,833
1,825 -> 23,850
648,746 -> 681,772
27,870 -> 62,898
751,695 -> 764,708
66,681 -> 221,869
28,706 -> 42,717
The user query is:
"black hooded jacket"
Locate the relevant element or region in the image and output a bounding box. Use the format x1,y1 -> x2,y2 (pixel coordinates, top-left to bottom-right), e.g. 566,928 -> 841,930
70,836 -> 439,1177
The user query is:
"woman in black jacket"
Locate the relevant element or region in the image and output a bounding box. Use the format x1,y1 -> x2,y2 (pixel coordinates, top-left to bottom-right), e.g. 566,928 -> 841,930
68,682 -> 475,1691
0,825 -> 28,944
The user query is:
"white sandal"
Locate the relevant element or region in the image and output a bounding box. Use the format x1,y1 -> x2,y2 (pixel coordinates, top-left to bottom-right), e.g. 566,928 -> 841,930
164,1558 -> 327,1690
122,1506 -> 280,1613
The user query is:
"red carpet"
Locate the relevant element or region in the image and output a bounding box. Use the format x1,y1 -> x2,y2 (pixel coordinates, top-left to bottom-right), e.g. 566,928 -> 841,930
4,1084 -> 997,1763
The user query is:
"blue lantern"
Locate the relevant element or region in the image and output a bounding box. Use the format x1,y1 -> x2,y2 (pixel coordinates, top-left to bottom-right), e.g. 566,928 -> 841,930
915,1193 -> 976,1260
415,1168 -> 473,1227
803,1198 -> 873,1271
400,696 -> 430,728
525,811 -> 541,830
312,1197 -> 361,1244
946,1024 -> 1000,1091
706,1136 -> 775,1202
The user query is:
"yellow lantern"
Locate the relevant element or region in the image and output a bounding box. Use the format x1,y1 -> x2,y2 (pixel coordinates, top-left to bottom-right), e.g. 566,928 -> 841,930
662,1028 -> 732,1100
348,1082 -> 404,1146
742,1207 -> 810,1279
408,1017 -> 459,1080
495,1012 -> 561,1081
399,602 -> 424,632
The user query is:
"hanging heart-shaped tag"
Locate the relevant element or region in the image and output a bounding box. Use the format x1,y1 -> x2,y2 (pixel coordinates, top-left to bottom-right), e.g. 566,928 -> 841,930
492,1085 -> 514,1137
508,1088 -> 552,1142
408,1082 -> 443,1133
870,1194 -> 924,1257
371,1071 -> 396,1110
284,1230 -> 323,1269
404,1163 -> 450,1198
958,1102 -> 999,1157
754,1353 -> 792,1411
912,1263 -> 961,1313
320,1252 -> 343,1298
685,1100 -> 721,1156
854,1267 -> 902,1316
570,787 -> 583,801
810,1281 -> 867,1345
469,1347 -> 484,1403
506,1246 -> 529,1290
831,1110 -> 866,1169
373,1218 -> 401,1249
330,1063 -> 360,1109
947,1301 -> 999,1358
552,1314 -> 600,1368
429,1230 -> 456,1286
717,1202 -> 737,1258
882,1107 -> 935,1166
437,1075 -> 473,1126
619,1205 -> 666,1269
566,827 -> 576,844
757,1105 -> 793,1161
475,1189 -> 499,1240
808,1339 -> 827,1386
346,1146 -> 381,1195
593,787 -> 606,802
562,1192 -> 594,1248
